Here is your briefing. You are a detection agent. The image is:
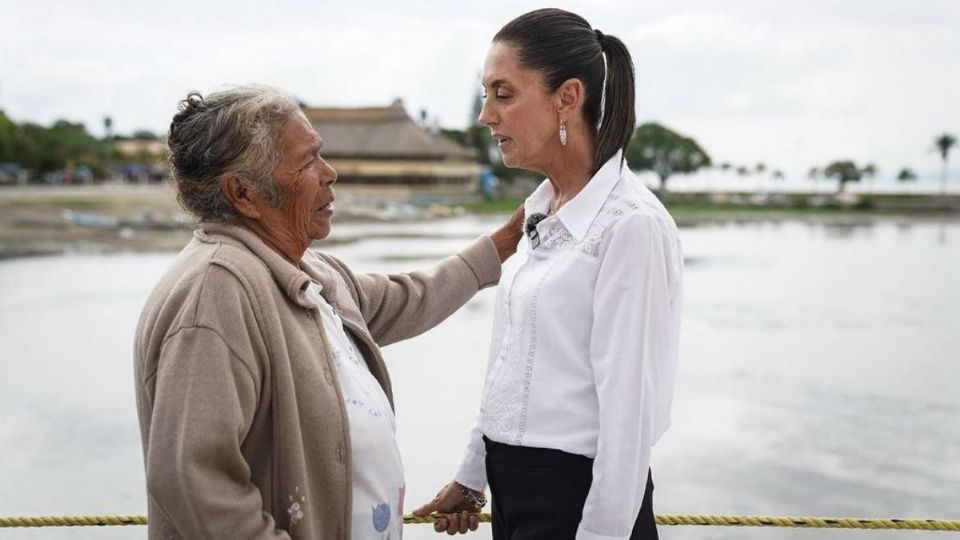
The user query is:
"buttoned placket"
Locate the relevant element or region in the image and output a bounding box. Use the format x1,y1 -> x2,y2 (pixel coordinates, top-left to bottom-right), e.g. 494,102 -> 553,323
310,289 -> 340,386
487,215 -> 570,444
301,282 -> 353,476
494,233 -> 535,374
498,212 -> 564,363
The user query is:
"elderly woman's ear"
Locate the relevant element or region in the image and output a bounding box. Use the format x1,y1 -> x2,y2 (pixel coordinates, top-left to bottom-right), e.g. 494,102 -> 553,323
221,175 -> 263,220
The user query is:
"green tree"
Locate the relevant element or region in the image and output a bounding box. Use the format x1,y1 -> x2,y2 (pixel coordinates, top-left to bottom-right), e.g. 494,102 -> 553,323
132,129 -> 158,140
823,160 -> 862,193
0,110 -> 23,162
626,122 -> 711,192
808,167 -> 821,181
934,133 -> 956,195
18,120 -> 100,174
897,168 -> 917,182
440,128 -> 467,146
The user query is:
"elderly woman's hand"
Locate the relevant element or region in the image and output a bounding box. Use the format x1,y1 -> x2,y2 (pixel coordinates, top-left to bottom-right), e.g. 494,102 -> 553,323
411,481 -> 484,535
490,203 -> 525,263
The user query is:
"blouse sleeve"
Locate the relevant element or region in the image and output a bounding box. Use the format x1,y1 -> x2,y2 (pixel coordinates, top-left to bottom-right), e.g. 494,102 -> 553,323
576,212 -> 680,540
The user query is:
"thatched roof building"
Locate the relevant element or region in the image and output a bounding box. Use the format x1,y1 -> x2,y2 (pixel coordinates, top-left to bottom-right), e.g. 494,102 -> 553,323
303,100 -> 481,200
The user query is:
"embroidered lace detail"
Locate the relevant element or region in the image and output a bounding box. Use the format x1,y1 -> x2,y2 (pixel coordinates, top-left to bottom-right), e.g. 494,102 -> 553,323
481,300 -> 527,440
579,231 -> 605,258
600,206 -> 624,218
516,262 -> 552,442
607,193 -> 639,210
481,258 -> 560,445
534,192 -> 643,259
482,357 -> 522,440
538,220 -> 576,252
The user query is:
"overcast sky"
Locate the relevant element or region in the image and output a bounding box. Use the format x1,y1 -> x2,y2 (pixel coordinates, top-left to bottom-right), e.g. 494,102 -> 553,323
2,0 -> 958,180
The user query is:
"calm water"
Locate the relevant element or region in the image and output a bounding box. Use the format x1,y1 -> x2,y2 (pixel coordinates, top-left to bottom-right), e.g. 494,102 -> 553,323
1,215 -> 958,540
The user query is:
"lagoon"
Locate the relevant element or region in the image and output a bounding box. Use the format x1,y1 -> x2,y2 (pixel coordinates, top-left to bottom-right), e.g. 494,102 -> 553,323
1,215 -> 958,539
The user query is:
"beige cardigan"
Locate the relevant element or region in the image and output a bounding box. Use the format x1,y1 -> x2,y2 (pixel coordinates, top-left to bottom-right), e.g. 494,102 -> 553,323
134,222 -> 501,539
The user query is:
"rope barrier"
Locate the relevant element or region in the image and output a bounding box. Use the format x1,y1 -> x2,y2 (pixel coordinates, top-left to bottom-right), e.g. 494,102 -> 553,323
0,515 -> 146,527
1,513 -> 958,531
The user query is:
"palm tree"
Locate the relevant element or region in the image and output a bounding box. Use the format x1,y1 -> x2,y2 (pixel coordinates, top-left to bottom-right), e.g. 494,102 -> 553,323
861,163 -> 878,193
897,168 -> 917,182
807,167 -> 822,193
934,133 -> 956,195
751,163 -> 768,193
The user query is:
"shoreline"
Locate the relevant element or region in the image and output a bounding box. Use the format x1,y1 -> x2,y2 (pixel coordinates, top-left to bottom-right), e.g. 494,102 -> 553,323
2,186 -> 958,261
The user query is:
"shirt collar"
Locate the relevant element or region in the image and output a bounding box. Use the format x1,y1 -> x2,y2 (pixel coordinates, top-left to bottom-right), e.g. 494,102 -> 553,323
524,151 -> 624,241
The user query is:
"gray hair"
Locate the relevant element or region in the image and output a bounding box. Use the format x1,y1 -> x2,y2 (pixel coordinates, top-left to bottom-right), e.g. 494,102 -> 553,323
166,85 -> 301,221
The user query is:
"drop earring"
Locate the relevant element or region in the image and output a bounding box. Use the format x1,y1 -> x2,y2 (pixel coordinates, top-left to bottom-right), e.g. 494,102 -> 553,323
559,120 -> 568,146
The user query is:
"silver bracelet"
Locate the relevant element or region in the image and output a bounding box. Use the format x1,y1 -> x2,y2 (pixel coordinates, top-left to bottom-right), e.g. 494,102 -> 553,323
456,482 -> 487,510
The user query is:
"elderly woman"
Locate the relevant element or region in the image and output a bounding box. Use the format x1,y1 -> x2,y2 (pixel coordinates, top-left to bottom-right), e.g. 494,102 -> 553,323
133,85 -> 522,539
414,9 -> 684,540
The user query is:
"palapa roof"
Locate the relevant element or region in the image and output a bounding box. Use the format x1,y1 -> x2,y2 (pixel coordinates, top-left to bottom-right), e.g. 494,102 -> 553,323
303,100 -> 476,161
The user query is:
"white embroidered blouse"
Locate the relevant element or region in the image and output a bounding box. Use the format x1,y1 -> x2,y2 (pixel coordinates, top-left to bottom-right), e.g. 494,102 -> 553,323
453,152 -> 684,540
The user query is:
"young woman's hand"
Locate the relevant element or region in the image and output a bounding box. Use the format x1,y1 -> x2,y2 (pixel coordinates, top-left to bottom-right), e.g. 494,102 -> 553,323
412,481 -> 484,535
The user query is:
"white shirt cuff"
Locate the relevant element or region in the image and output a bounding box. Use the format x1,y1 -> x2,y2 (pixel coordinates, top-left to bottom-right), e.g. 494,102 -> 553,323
452,446 -> 487,492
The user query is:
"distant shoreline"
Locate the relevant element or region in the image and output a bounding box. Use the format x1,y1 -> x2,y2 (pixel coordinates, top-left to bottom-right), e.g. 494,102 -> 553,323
1,185 -> 958,261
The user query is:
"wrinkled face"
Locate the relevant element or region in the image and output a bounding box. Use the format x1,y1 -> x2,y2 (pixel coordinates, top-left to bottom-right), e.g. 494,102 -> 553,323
479,41 -> 559,173
257,112 -> 338,243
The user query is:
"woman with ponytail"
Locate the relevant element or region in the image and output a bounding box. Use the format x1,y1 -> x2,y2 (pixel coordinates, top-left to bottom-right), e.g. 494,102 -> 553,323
413,9 -> 683,540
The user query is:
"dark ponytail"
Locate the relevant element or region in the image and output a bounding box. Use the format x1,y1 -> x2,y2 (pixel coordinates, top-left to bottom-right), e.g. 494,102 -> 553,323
494,8 -> 636,173
594,34 -> 636,174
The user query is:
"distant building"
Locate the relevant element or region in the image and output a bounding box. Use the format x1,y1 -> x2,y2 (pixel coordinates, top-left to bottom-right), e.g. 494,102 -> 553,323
114,138 -> 167,159
302,99 -> 481,201
110,137 -> 169,183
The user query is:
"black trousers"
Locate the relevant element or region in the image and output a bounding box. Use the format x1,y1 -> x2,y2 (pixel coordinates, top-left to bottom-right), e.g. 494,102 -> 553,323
484,437 -> 657,540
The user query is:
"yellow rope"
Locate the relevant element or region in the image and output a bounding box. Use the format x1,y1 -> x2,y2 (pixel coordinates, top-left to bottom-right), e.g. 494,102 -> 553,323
653,514 -> 960,531
0,515 -> 147,527
1,513 -> 958,531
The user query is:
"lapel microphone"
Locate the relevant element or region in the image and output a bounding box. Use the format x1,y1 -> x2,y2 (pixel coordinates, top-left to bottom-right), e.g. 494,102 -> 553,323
525,213 -> 547,249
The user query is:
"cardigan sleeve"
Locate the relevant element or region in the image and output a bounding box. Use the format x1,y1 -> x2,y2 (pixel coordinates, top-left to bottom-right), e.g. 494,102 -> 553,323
144,325 -> 292,540
346,235 -> 502,347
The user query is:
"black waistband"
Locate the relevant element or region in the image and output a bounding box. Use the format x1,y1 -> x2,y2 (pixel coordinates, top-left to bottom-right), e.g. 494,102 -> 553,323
483,436 -> 593,467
